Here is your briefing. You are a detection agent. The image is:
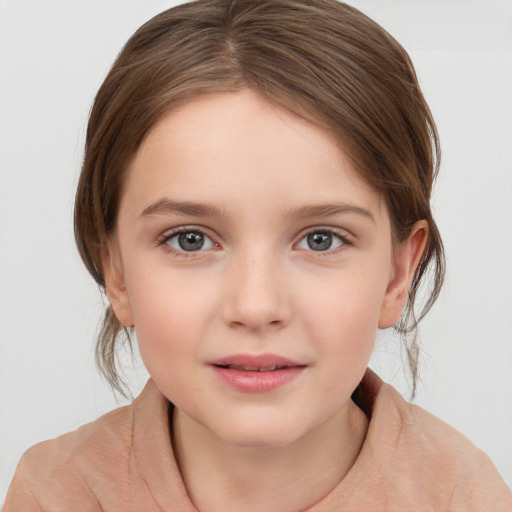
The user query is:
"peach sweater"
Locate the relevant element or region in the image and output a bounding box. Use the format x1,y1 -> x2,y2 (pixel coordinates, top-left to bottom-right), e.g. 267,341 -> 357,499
5,370 -> 511,511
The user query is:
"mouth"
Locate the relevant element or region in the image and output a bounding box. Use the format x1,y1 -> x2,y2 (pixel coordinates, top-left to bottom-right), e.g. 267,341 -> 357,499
208,354 -> 306,392
213,364 -> 291,372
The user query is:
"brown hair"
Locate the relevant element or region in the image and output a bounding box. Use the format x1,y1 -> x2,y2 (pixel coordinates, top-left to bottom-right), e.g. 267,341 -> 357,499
74,0 -> 445,397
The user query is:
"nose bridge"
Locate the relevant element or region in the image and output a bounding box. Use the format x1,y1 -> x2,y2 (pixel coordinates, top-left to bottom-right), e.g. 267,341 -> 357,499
224,244 -> 289,331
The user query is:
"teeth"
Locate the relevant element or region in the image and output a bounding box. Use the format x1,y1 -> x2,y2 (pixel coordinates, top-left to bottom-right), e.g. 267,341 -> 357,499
229,364 -> 250,371
226,365 -> 279,372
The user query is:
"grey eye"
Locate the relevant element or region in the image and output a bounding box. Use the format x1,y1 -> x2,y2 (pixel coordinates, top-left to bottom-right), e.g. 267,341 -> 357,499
297,231 -> 344,252
167,231 -> 214,252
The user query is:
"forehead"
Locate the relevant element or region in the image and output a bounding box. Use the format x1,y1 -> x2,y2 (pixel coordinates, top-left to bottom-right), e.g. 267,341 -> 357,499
121,90 -> 387,223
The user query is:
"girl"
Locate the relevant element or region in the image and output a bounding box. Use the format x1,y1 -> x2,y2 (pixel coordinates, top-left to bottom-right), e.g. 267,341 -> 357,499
4,0 -> 511,510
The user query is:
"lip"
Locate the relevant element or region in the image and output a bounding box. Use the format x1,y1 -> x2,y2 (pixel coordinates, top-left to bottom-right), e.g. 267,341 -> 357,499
208,354 -> 306,393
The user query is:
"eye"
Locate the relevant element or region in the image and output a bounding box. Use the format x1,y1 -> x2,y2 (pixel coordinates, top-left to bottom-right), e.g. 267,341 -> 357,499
163,229 -> 216,253
297,230 -> 346,252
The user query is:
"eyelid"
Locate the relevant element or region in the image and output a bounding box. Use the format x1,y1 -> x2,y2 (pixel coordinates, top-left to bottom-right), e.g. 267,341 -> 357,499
157,225 -> 220,256
294,226 -> 352,252
155,224 -> 352,257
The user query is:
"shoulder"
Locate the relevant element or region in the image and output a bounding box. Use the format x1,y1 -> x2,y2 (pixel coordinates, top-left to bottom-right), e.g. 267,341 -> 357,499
376,379 -> 511,510
5,379 -> 189,511
27,400 -> 134,474
4,395 -> 136,510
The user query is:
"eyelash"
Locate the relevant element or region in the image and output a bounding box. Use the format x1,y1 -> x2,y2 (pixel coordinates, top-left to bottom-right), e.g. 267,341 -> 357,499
156,226 -> 351,258
297,227 -> 351,255
157,227 -> 217,258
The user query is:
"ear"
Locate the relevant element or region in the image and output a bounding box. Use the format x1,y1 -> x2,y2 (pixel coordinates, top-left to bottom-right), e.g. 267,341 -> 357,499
378,220 -> 428,329
102,243 -> 135,327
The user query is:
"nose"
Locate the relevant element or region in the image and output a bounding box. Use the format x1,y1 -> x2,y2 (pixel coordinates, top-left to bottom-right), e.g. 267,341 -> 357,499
222,250 -> 291,333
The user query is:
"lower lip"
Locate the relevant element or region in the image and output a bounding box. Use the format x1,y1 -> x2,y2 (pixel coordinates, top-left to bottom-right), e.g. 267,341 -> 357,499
210,365 -> 305,393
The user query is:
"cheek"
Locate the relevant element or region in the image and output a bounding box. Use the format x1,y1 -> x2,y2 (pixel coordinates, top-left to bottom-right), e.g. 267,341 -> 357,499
128,281 -> 212,403
124,267 -> 219,365
303,264 -> 389,330
298,264 -> 389,368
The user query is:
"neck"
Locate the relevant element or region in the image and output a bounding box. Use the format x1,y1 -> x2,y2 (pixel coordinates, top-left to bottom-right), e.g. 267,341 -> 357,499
172,401 -> 368,512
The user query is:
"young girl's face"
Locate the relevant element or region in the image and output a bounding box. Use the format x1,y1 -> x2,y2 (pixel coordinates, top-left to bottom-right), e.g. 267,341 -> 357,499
106,90 -> 417,448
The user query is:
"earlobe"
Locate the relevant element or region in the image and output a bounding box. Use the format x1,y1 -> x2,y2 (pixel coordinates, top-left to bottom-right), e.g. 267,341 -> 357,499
102,243 -> 135,327
378,220 -> 428,329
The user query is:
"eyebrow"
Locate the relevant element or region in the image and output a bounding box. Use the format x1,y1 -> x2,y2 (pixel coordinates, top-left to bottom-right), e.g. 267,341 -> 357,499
140,199 -> 375,223
283,203 -> 376,223
140,199 -> 226,218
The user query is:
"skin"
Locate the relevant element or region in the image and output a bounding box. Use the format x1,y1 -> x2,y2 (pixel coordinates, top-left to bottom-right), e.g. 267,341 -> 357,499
104,90 -> 427,512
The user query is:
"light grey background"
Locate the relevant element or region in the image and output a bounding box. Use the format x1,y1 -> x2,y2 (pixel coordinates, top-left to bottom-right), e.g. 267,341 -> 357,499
1,0 -> 511,502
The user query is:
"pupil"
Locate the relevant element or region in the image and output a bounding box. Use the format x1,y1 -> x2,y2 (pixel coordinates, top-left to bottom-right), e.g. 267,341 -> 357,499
308,232 -> 332,251
178,232 -> 204,251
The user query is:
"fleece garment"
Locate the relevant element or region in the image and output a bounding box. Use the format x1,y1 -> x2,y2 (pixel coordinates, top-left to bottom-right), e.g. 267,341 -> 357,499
5,369 -> 511,511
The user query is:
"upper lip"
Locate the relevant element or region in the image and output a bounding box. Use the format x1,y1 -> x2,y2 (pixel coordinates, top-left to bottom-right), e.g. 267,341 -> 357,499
209,354 -> 305,371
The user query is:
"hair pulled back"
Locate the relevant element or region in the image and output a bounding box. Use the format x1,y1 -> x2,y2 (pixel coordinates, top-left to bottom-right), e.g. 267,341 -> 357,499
75,0 -> 445,397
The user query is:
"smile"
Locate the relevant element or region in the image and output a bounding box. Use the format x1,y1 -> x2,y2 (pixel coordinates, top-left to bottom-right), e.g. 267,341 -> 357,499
216,364 -> 286,372
209,354 -> 306,393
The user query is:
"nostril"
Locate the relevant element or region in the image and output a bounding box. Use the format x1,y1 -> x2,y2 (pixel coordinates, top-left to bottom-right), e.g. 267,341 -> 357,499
226,316 -> 285,333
